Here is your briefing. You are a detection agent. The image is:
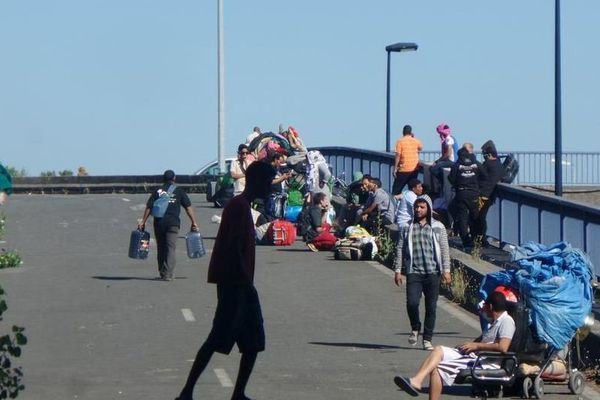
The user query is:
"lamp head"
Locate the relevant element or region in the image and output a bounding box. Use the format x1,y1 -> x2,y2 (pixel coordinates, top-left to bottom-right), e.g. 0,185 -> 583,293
386,42 -> 418,52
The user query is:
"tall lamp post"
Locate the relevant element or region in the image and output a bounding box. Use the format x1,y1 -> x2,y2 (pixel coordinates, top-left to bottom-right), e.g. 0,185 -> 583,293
554,0 -> 563,196
385,42 -> 418,153
217,0 -> 225,173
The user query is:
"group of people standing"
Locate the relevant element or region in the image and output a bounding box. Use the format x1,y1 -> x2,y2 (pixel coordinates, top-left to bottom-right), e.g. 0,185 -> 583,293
392,123 -> 505,250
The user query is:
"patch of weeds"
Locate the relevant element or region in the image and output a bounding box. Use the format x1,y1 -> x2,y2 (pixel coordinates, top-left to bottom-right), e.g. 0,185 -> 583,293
0,251 -> 22,269
448,265 -> 479,310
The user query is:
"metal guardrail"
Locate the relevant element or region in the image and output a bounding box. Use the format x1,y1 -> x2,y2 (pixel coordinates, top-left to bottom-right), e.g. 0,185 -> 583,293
12,175 -> 212,194
419,150 -> 600,186
315,146 -> 600,278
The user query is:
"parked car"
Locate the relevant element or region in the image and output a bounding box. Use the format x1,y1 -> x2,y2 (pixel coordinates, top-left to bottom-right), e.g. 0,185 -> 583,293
195,158 -> 236,207
194,157 -> 235,176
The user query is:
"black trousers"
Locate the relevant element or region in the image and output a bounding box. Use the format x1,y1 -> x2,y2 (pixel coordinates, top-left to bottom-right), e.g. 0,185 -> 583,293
153,222 -> 179,279
452,191 -> 479,247
406,273 -> 441,342
392,170 -> 418,195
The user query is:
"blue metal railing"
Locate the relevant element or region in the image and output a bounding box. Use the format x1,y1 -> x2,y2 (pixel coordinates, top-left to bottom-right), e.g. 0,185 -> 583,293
419,150 -> 600,186
314,146 -> 600,278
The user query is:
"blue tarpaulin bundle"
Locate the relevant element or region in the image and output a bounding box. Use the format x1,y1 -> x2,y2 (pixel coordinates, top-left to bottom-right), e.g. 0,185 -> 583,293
479,241 -> 594,350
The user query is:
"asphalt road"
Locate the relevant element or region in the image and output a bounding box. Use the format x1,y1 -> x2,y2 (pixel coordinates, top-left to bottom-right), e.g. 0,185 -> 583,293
1,194 -> 597,400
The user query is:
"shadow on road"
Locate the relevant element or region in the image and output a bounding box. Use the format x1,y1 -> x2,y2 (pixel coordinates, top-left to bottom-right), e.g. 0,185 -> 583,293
92,276 -> 188,281
309,341 -> 401,350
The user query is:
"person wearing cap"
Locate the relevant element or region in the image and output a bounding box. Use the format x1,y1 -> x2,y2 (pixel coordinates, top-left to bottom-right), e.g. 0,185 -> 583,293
231,144 -> 253,196
475,140 -> 505,246
429,123 -> 459,195
393,125 -> 423,197
138,170 -> 199,281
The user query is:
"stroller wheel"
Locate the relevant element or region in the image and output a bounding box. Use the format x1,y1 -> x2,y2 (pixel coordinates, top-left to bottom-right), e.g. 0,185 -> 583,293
521,377 -> 532,399
532,376 -> 544,399
568,371 -> 585,395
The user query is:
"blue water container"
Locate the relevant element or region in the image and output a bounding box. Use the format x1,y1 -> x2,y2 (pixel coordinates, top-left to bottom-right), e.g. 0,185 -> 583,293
186,231 -> 206,259
129,229 -> 150,259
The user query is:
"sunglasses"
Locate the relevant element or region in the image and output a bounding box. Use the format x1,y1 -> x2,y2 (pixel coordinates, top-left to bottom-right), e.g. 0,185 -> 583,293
240,151 -> 249,155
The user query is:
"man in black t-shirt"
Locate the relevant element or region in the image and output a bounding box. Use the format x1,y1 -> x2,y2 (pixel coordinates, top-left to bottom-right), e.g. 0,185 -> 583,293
138,170 -> 199,281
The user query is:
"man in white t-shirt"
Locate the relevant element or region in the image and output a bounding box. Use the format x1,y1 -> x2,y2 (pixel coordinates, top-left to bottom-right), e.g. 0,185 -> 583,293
245,126 -> 261,145
394,179 -> 423,227
394,291 -> 516,400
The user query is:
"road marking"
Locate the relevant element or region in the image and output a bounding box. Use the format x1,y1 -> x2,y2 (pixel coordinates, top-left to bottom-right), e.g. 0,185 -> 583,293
213,368 -> 233,387
365,261 -> 480,331
181,308 -> 196,322
121,198 -> 131,202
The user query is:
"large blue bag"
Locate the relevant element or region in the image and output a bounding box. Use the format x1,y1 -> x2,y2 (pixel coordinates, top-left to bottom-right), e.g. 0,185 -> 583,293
479,241 -> 594,350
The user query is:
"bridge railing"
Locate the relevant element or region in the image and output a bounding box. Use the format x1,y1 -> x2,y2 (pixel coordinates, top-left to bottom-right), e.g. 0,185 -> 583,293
420,150 -> 600,186
315,146 -> 600,278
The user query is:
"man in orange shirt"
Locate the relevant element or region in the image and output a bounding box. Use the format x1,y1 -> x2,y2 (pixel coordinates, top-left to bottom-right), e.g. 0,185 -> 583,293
393,125 -> 423,197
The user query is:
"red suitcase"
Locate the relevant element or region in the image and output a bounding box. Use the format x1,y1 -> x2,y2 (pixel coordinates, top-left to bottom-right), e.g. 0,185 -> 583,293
266,220 -> 296,246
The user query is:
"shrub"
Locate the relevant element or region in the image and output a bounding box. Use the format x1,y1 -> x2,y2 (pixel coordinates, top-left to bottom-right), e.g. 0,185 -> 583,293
0,252 -> 22,269
0,286 -> 27,399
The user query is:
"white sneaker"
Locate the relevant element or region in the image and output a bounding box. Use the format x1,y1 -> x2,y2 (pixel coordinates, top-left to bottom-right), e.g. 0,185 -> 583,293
423,340 -> 434,351
408,331 -> 419,345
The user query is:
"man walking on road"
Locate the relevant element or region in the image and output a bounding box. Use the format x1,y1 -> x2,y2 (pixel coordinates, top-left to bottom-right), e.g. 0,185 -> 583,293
138,170 -> 199,281
176,162 -> 276,400
394,195 -> 451,351
392,125 -> 423,197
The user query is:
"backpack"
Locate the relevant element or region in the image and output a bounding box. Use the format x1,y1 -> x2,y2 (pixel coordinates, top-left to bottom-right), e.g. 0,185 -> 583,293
333,238 -> 375,261
501,153 -> 519,184
152,185 -> 176,218
266,193 -> 287,220
266,220 -> 296,246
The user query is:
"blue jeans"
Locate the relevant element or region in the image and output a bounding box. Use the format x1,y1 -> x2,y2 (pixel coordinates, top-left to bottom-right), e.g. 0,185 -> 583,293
406,273 -> 441,342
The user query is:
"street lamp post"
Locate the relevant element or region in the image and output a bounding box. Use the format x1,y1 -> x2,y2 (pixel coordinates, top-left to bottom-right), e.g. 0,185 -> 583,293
554,0 -> 563,196
385,42 -> 418,153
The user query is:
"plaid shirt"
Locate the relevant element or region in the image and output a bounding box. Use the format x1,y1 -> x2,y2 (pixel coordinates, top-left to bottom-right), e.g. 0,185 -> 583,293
409,222 -> 436,274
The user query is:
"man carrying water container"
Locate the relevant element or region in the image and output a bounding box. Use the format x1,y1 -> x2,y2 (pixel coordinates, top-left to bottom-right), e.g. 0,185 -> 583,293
138,170 -> 199,281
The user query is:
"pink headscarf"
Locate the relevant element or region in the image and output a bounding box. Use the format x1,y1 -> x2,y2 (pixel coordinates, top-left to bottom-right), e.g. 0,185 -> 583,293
436,123 -> 451,142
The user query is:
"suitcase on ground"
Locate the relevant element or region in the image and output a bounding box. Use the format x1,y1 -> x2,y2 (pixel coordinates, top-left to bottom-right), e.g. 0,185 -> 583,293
186,231 -> 206,258
129,229 -> 150,259
266,220 -> 296,246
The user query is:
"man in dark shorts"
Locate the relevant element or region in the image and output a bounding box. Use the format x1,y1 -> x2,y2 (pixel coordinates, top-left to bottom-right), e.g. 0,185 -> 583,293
176,161 -> 276,400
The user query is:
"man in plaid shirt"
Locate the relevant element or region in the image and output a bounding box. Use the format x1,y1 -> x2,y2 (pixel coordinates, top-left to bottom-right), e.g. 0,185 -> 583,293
394,194 -> 451,350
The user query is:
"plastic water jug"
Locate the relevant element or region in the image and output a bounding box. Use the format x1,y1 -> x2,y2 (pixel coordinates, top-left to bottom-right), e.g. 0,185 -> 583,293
129,229 -> 150,259
186,231 -> 206,259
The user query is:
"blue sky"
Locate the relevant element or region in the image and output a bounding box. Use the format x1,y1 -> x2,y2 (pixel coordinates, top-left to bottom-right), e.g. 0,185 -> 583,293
1,1 -> 598,175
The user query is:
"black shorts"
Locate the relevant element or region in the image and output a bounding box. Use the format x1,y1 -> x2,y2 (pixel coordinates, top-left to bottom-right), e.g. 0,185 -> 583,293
207,285 -> 265,354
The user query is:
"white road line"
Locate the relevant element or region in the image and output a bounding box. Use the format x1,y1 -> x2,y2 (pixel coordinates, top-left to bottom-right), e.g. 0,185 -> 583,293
181,308 -> 196,322
213,368 -> 234,387
121,198 -> 131,202
366,261 -> 481,331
